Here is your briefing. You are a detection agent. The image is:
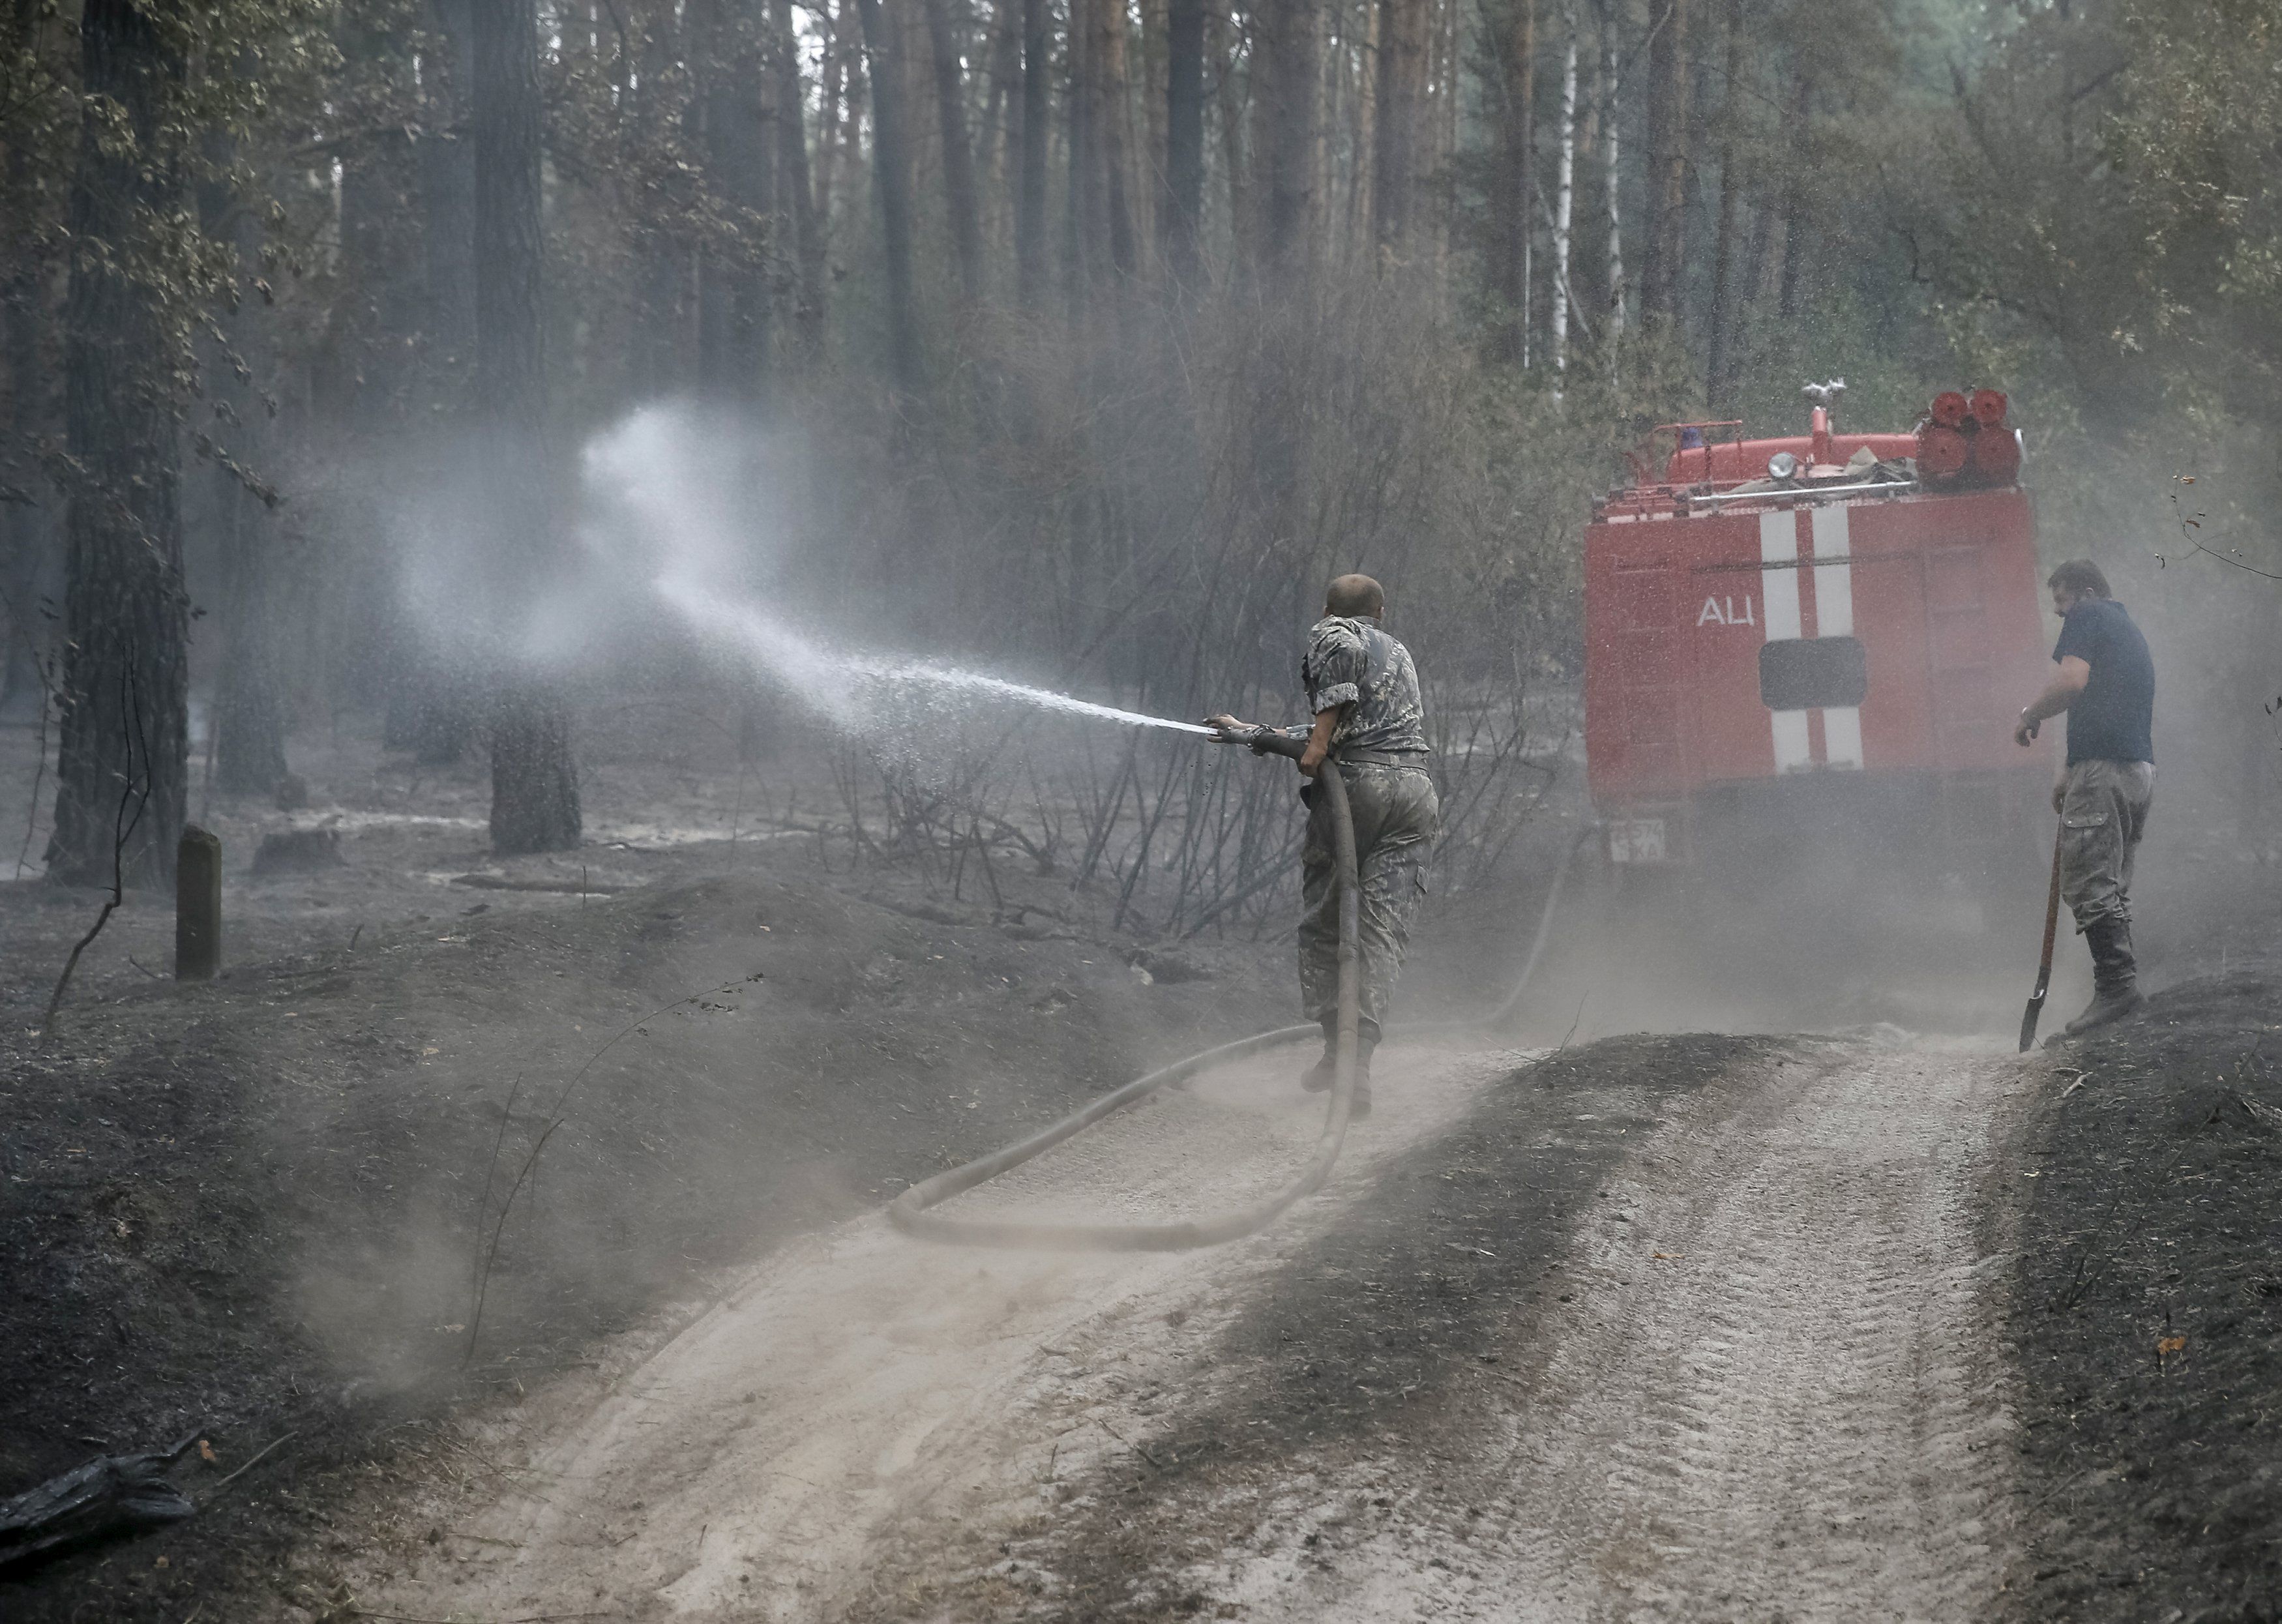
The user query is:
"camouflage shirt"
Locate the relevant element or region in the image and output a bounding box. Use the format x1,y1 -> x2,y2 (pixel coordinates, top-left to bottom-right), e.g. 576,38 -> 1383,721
1288,615 -> 1429,757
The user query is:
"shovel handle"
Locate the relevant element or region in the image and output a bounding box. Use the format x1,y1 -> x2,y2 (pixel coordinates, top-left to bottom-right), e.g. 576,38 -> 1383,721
2019,821 -> 2066,1052
2038,819 -> 2066,973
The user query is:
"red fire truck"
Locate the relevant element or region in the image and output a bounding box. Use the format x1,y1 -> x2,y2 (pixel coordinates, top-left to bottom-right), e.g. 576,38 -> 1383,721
1582,383 -> 2052,907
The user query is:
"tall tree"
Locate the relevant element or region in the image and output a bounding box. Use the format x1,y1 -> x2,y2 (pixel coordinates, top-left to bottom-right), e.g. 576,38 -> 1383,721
1638,0 -> 1689,322
1371,0 -> 1428,257
774,0 -> 831,357
1015,0 -> 1048,303
1601,1 -> 1624,341
421,0 -> 479,380
392,0 -> 479,765
1162,0 -> 1204,282
698,0 -> 775,399
1702,0 -> 1745,405
48,0 -> 191,887
1,94 -> 45,715
1249,0 -> 1320,278
923,0 -> 986,301
1550,6 -> 1577,376
1089,0 -> 1138,280
1775,63 -> 1809,319
853,0 -> 921,387
473,0 -> 581,854
198,125 -> 288,798
1487,0 -> 1536,360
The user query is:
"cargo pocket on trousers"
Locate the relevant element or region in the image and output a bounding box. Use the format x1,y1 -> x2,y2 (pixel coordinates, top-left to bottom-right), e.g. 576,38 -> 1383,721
2062,810 -> 2110,831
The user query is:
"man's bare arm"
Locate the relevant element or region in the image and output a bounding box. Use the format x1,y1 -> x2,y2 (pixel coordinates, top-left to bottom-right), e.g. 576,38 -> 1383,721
2013,655 -> 2091,747
1297,707 -> 1342,778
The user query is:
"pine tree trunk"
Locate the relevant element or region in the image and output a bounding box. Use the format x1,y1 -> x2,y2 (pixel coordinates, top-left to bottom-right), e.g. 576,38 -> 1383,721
197,129 -> 290,799
1,78 -> 49,720
818,0 -> 850,227
1777,66 -> 1810,319
1489,0 -> 1534,359
1249,0 -> 1319,279
48,0 -> 189,888
422,0 -> 479,379
923,0 -> 986,300
1208,0 -> 1246,254
338,12 -> 425,422
1163,0 -> 1204,282
1703,0 -> 1744,406
775,0 -> 831,359
389,0 -> 481,763
698,0 -> 775,400
1065,0 -> 1095,303
1639,0 -> 1687,321
981,0 -> 1018,196
1552,14 -> 1577,377
853,0 -> 921,387
1092,0 -> 1138,279
1371,0 -> 1427,258
1602,6 -> 1624,341
1015,0 -> 1048,303
473,0 -> 581,855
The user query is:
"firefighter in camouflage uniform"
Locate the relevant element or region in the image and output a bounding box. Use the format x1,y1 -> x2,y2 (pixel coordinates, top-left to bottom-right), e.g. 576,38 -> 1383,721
1207,574 -> 1438,1117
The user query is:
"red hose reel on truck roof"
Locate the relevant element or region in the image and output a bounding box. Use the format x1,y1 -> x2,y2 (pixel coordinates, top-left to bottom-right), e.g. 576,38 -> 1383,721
1582,384 -> 2052,893
1917,388 -> 2020,486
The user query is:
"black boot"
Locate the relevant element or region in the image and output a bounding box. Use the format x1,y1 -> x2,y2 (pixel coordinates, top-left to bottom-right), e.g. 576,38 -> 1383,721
1350,1027 -> 1378,1119
1299,1018 -> 1379,1115
2060,915 -> 2146,1039
1299,1018 -> 1339,1093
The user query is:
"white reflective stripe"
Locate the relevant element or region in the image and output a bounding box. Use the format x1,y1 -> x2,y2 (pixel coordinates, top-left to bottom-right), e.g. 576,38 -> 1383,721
1809,505 -> 1854,638
1758,511 -> 1810,770
1758,510 -> 1801,638
1822,705 -> 1864,769
1771,709 -> 1812,773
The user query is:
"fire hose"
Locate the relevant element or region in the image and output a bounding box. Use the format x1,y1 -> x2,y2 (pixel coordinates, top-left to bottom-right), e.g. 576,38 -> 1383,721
885,728 -> 1595,1252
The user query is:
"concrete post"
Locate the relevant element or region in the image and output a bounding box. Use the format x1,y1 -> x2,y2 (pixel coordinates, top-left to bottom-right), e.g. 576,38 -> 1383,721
175,825 -> 221,981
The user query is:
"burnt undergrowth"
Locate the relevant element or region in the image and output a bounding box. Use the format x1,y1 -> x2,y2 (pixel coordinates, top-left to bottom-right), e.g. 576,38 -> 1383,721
2006,964 -> 2282,1623
0,863 -> 1274,1621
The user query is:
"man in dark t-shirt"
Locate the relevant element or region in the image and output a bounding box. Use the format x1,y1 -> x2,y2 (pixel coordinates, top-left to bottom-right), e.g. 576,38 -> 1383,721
2013,559 -> 2156,1037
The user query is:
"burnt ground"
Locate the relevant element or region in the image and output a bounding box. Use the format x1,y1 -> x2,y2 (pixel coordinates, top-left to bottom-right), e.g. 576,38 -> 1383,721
2003,956 -> 2282,1624
8,687 -> 2282,1620
0,705 -> 1292,1622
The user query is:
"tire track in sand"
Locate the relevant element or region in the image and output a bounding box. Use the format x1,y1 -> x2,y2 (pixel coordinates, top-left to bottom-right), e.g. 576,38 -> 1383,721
1215,1041 -> 2030,1623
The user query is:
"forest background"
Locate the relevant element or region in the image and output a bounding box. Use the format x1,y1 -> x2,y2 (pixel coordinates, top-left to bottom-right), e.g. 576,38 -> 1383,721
1,0 -> 2277,929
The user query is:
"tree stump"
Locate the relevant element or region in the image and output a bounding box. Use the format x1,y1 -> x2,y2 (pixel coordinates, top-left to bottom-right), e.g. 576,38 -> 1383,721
175,826 -> 221,980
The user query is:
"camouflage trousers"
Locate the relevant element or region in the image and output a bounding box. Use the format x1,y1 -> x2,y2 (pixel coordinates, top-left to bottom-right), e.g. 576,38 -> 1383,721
1297,763 -> 1440,1033
2059,758 -> 2154,932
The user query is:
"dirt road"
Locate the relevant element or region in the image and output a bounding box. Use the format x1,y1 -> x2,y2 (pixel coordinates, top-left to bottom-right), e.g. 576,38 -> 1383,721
364,1037 -> 2032,1623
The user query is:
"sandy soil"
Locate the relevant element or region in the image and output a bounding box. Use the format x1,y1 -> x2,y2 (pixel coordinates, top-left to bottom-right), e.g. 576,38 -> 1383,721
360,1039 -> 1528,1622
338,1037 -> 2036,1624
1200,1041 -> 2028,1624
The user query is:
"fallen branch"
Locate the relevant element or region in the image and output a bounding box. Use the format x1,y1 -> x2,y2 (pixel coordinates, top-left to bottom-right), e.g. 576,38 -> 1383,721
0,1431 -> 199,1571
202,1429 -> 297,1495
451,873 -> 633,896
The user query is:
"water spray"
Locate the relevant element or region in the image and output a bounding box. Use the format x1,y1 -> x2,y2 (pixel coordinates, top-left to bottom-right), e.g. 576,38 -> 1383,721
657,575 -> 1211,740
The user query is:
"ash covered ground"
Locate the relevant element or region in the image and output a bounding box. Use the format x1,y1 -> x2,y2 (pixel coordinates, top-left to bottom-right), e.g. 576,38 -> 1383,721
3,698 -> 2280,1624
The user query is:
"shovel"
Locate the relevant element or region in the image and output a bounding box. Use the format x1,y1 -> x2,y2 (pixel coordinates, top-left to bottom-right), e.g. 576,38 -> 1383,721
2019,823 -> 2066,1052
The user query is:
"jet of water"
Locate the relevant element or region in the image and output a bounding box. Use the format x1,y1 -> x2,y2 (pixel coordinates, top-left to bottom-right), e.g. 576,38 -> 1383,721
656,576 -> 1213,737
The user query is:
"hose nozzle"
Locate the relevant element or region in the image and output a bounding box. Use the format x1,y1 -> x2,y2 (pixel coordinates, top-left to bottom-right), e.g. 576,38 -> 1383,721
1209,721 -> 1305,760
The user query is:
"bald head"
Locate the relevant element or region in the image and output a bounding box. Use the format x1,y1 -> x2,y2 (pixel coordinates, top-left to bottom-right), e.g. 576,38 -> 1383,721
1325,574 -> 1385,620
